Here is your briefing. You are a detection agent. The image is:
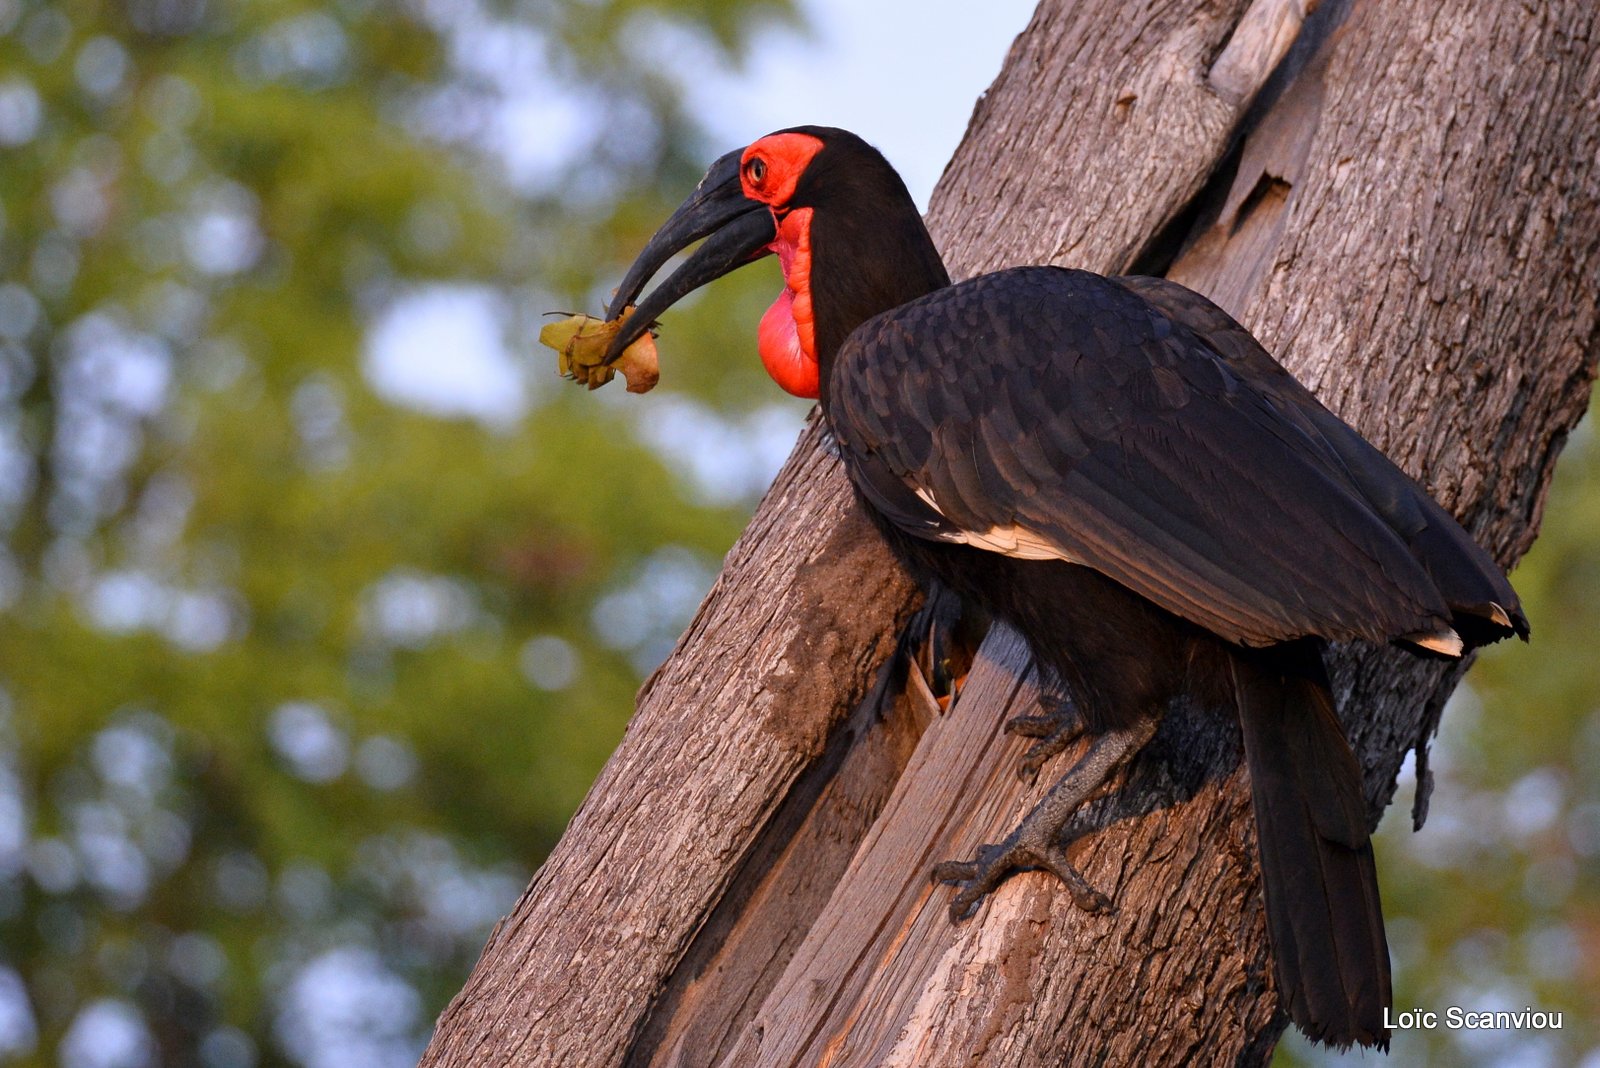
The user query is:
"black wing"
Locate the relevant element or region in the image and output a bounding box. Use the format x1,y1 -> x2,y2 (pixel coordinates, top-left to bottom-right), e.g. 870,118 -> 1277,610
829,266 -> 1519,649
1113,275 -> 1526,643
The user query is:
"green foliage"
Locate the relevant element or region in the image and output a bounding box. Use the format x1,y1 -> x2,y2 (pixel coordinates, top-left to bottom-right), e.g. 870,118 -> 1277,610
0,0 -> 800,1063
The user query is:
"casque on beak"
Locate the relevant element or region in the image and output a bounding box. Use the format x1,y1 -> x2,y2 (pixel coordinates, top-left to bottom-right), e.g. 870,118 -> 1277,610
604,148 -> 777,364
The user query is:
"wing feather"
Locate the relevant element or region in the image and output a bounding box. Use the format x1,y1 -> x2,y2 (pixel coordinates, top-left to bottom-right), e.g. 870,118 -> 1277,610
830,267 -> 1466,648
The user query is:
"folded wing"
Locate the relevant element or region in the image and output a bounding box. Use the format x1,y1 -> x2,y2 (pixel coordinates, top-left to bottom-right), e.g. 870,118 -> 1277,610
829,267 -> 1522,649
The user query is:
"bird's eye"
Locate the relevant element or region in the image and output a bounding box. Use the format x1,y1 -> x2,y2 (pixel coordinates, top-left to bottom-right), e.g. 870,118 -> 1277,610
748,158 -> 767,183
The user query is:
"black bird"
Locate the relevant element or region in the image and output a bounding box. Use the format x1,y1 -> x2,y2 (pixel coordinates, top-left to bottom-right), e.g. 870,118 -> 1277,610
603,126 -> 1525,1049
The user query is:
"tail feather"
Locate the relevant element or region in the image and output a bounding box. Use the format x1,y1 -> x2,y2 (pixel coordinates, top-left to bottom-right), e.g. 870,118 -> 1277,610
1233,644 -> 1391,1049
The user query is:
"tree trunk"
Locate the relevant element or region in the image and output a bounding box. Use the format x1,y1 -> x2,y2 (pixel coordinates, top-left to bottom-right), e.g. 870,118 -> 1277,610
421,0 -> 1600,1064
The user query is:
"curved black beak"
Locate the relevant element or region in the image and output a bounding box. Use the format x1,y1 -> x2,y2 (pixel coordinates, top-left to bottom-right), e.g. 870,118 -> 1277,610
604,148 -> 776,364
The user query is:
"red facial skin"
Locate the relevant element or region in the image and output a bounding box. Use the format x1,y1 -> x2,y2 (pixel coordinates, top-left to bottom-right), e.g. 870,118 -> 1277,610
754,207 -> 817,398
741,133 -> 826,399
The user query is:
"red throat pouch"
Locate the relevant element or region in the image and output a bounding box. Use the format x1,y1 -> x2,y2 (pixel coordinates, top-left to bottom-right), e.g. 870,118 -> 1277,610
757,208 -> 820,399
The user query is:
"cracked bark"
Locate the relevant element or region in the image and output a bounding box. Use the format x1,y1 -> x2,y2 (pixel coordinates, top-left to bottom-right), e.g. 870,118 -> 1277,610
420,1 -> 1600,1065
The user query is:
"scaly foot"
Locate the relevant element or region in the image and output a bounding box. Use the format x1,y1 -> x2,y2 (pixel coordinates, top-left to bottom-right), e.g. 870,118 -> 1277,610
932,828 -> 1111,921
1004,694 -> 1085,781
934,718 -> 1157,921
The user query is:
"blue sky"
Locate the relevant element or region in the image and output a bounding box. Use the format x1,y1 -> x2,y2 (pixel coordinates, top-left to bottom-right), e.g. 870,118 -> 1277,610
690,0 -> 1038,211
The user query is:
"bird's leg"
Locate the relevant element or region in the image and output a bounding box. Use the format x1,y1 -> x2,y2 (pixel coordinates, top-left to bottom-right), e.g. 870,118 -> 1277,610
1004,692 -> 1085,781
932,717 -> 1158,922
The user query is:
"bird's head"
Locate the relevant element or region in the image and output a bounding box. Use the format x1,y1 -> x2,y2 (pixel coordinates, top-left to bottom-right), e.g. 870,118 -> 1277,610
606,126 -> 948,401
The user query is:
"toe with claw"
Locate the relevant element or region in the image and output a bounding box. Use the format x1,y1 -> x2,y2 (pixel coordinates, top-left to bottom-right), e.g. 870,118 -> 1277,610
1004,695 -> 1085,781
933,719 -> 1157,922
933,832 -> 1111,921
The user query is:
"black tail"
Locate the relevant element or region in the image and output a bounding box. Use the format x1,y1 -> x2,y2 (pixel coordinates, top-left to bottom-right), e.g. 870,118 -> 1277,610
1232,643 -> 1391,1049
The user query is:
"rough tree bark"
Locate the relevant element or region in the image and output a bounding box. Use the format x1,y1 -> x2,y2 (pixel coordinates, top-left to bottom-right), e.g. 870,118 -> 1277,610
422,1 -> 1600,1064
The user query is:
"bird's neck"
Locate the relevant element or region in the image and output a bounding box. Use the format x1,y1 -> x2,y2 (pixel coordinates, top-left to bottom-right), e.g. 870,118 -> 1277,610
761,200 -> 951,405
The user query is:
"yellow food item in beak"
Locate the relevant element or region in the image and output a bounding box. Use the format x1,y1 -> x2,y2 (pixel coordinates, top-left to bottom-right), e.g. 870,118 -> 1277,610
538,310 -> 659,394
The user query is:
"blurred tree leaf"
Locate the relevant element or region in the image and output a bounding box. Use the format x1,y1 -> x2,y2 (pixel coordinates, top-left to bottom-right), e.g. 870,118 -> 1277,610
0,0 -> 800,1064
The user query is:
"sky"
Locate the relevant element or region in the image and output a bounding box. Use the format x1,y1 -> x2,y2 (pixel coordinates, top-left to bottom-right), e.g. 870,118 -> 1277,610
690,0 -> 1038,211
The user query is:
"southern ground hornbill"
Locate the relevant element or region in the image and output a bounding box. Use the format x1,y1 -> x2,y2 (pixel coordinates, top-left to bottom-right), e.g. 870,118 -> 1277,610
602,127 -> 1525,1049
